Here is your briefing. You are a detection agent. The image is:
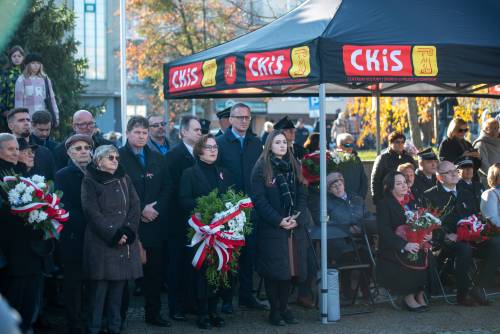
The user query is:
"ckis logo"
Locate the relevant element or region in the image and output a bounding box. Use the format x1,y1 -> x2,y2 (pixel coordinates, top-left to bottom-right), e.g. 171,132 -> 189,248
343,45 -> 438,77
169,59 -> 217,93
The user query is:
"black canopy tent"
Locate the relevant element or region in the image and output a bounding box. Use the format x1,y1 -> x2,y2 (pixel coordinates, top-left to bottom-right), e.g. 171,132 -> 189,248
163,0 -> 500,323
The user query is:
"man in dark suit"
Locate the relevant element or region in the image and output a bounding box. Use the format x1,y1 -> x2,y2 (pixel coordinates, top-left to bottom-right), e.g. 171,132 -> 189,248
119,116 -> 171,327
55,134 -> 93,334
30,110 -> 59,156
274,116 -> 306,160
424,161 -> 500,306
53,110 -> 113,170
7,108 -> 55,180
216,103 -> 264,311
412,148 -> 438,202
164,115 -> 201,321
370,132 -> 416,205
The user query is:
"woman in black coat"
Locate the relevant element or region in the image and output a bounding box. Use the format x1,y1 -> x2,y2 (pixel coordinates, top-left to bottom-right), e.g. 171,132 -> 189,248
81,145 -> 142,334
251,130 -> 307,326
439,118 -> 481,173
179,134 -> 234,330
376,171 -> 431,312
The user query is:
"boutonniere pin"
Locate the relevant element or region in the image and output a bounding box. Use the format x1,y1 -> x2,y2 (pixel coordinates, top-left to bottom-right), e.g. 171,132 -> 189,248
146,172 -> 154,179
220,172 -> 224,180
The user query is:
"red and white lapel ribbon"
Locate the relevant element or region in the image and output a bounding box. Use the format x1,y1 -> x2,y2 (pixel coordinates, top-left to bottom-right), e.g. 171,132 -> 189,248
458,214 -> 483,232
188,198 -> 253,271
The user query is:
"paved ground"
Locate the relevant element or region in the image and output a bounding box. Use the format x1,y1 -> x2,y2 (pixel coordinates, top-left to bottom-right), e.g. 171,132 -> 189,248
37,288 -> 500,334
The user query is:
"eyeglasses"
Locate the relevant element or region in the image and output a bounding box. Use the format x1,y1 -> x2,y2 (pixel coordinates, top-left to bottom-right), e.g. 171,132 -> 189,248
150,122 -> 167,128
342,143 -> 353,148
458,128 -> 469,133
74,121 -> 95,128
392,140 -> 405,144
203,145 -> 218,151
72,145 -> 92,152
231,115 -> 252,121
441,169 -> 459,176
107,155 -> 120,162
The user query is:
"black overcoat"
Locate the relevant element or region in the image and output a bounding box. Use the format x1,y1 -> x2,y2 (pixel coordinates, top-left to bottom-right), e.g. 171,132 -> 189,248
119,143 -> 171,247
250,158 -> 308,281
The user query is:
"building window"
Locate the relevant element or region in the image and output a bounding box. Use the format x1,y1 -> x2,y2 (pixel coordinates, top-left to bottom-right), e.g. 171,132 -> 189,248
75,0 -> 106,80
126,105 -> 147,119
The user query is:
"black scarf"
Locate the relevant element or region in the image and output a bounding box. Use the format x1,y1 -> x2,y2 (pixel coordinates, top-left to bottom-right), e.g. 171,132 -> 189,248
270,155 -> 296,213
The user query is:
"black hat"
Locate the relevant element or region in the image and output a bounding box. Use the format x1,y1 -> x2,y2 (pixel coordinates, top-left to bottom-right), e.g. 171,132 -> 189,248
274,116 -> 295,130
200,119 -> 211,135
17,138 -> 37,151
65,134 -> 94,150
455,158 -> 474,169
417,147 -> 437,161
24,53 -> 43,65
216,107 -> 231,120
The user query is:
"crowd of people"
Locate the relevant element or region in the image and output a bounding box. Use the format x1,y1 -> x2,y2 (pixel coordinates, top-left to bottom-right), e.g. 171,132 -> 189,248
0,55 -> 499,334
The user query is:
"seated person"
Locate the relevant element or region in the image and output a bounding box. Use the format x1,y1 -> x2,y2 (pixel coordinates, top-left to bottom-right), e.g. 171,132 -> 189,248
456,158 -> 485,209
480,163 -> 500,227
311,172 -> 373,300
413,148 -> 438,200
397,162 -> 419,205
424,161 -> 500,306
377,171 -> 431,312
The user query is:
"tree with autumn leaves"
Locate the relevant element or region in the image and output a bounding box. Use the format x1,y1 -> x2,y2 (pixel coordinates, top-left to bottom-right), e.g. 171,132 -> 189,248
126,0 -> 274,116
347,96 -> 497,150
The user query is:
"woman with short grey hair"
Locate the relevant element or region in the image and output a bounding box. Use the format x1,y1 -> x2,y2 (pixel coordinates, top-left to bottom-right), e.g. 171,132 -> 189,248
81,144 -> 142,334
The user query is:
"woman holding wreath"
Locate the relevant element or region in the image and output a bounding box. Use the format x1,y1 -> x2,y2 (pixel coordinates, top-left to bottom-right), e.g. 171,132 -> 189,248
179,134 -> 235,330
251,130 -> 308,326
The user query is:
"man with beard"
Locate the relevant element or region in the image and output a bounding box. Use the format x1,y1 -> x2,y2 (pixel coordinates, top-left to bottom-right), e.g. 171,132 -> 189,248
30,110 -> 59,156
55,134 -> 94,334
53,110 -> 113,170
7,108 -> 55,180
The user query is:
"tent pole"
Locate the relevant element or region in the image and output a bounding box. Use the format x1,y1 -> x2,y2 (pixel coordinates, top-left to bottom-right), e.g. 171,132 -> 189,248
375,85 -> 381,154
319,83 -> 328,324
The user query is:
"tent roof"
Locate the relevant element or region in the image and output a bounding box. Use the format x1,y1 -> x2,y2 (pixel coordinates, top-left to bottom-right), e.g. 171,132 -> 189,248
164,0 -> 500,99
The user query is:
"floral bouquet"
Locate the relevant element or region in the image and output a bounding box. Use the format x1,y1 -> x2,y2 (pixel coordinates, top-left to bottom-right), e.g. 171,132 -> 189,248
456,214 -> 500,243
0,174 -> 68,239
187,188 -> 253,288
396,208 -> 442,261
302,150 -> 357,184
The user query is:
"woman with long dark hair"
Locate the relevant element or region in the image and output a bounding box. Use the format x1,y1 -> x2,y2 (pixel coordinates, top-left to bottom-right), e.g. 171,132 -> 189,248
376,171 -> 431,312
0,45 -> 25,131
179,134 -> 234,330
251,130 -> 307,326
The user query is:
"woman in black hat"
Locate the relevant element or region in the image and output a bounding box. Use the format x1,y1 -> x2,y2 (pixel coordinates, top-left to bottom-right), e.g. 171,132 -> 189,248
14,53 -> 59,126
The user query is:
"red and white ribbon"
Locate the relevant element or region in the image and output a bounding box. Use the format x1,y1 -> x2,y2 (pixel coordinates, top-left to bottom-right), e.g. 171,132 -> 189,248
458,214 -> 484,232
188,198 -> 252,271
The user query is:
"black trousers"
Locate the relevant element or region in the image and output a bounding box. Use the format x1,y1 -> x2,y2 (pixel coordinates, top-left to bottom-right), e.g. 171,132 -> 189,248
443,237 -> 500,293
62,261 -> 85,331
238,231 -> 256,302
167,237 -> 190,315
5,274 -> 44,332
195,269 -> 219,316
264,278 -> 291,314
143,247 -> 164,317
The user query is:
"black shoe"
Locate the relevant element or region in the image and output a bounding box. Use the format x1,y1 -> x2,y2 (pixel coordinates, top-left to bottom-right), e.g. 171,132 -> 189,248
197,316 -> 212,329
239,296 -> 268,310
269,312 -> 285,326
401,300 -> 428,313
280,309 -> 298,324
209,315 -> 225,327
145,315 -> 172,327
170,312 -> 187,321
221,303 -> 234,314
469,287 -> 490,306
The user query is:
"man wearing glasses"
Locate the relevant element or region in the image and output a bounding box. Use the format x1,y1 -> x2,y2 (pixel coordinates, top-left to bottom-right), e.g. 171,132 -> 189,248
424,160 -> 500,306
147,114 -> 170,155
53,110 -> 113,170
370,131 -> 416,205
55,134 -> 94,334
216,103 -> 265,312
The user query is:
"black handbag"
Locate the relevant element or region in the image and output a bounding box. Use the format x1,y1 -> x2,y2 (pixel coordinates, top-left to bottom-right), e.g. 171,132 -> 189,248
43,77 -> 57,125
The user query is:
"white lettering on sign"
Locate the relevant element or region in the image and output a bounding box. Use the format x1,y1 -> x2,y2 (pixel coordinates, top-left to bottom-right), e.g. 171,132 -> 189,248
248,55 -> 285,77
171,67 -> 199,89
349,48 -> 405,72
